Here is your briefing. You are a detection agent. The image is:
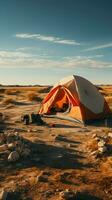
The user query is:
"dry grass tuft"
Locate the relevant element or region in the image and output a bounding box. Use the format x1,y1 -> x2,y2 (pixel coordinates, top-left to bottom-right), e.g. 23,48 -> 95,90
86,139 -> 98,152
0,88 -> 6,93
27,92 -> 42,102
3,98 -> 16,105
105,97 -> 112,111
37,86 -> 52,93
5,89 -> 20,95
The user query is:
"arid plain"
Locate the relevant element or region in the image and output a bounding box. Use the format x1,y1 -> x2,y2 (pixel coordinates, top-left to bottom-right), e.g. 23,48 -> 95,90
0,85 -> 112,200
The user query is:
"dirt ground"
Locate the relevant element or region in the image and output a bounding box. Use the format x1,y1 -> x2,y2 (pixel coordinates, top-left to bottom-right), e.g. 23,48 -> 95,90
0,86 -> 112,200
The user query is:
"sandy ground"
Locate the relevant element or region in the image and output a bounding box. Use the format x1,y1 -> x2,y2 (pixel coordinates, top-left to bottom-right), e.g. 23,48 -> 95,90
0,86 -> 112,200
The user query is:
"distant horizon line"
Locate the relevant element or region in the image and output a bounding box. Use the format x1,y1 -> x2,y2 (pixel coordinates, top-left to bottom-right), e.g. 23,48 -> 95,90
0,83 -> 112,87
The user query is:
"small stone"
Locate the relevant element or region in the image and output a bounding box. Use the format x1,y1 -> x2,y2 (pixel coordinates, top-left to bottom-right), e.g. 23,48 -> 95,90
90,150 -> 98,156
59,189 -> 76,200
108,132 -> 112,138
59,172 -> 71,183
14,131 -> 18,134
36,175 -> 47,182
67,144 -> 75,148
92,133 -> 97,138
44,190 -> 53,197
8,143 -> 15,150
0,190 -> 8,200
98,140 -> 105,147
57,155 -> 63,159
98,146 -> 107,153
8,151 -> 20,162
94,137 -> 100,142
36,172 -> 48,183
55,135 -> 65,141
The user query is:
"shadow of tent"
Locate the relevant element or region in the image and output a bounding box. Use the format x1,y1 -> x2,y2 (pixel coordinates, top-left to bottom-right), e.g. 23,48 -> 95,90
54,136 -> 81,144
52,123 -> 81,128
0,121 -> 7,132
86,117 -> 112,128
75,191 -> 102,200
0,137 -> 93,174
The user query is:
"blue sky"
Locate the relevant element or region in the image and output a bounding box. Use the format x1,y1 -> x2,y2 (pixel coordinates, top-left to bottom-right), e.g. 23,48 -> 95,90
0,0 -> 112,85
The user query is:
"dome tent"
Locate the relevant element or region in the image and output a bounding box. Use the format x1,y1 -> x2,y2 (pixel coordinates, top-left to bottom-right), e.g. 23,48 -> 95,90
39,75 -> 110,124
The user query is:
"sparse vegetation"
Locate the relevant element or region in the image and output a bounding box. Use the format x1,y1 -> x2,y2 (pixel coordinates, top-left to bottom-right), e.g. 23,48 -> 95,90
37,86 -> 52,93
0,88 -> 6,93
27,92 -> 42,102
3,98 -> 16,105
87,139 -> 98,152
5,89 -> 20,95
0,84 -> 112,200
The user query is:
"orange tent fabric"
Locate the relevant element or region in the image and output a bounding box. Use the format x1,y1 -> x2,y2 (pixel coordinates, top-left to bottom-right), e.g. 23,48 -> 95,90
39,75 -> 111,123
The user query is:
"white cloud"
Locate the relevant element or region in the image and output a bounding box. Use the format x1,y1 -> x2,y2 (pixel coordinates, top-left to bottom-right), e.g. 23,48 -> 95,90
84,43 -> 112,51
0,50 -> 111,69
0,50 -> 35,58
15,47 -> 33,52
15,33 -> 80,45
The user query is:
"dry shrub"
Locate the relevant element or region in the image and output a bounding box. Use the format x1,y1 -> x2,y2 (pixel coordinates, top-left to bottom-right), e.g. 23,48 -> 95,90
27,92 -> 42,102
0,88 -> 6,93
5,89 -> 20,95
86,139 -> 98,152
3,98 -> 15,105
105,97 -> 112,106
37,86 -> 52,93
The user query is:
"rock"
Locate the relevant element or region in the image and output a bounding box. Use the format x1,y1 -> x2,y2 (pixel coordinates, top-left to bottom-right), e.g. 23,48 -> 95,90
98,140 -> 105,147
59,189 -> 76,200
67,144 -> 75,148
14,131 -> 19,135
90,150 -> 98,156
8,143 -> 15,150
36,175 -> 48,182
44,190 -> 53,198
8,151 -> 20,162
36,171 -> 51,183
108,132 -> 112,138
36,172 -> 48,183
55,135 -> 65,140
98,146 -> 107,153
21,148 -> 31,157
0,144 -> 8,152
56,189 -> 62,192
94,137 -> 100,142
92,133 -> 97,138
0,190 -> 8,200
60,172 -> 71,182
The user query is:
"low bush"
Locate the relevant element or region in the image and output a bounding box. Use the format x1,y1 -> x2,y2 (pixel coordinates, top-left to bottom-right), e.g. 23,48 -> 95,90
3,98 -> 15,105
5,89 -> 20,95
27,92 -> 42,102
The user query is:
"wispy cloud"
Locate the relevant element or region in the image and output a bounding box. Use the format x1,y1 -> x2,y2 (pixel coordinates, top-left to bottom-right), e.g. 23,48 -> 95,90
0,50 -> 32,58
15,33 -> 80,45
84,43 -> 112,51
0,49 -> 111,69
